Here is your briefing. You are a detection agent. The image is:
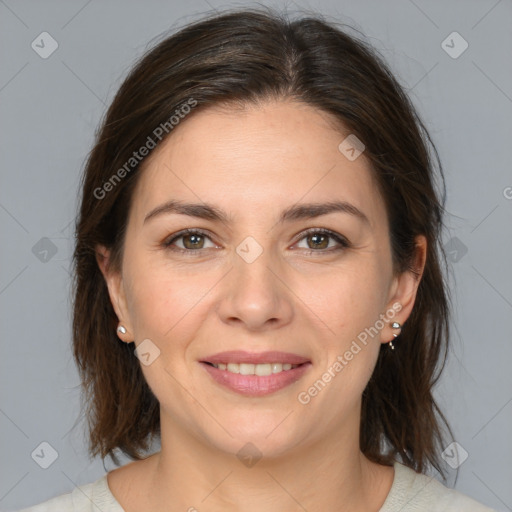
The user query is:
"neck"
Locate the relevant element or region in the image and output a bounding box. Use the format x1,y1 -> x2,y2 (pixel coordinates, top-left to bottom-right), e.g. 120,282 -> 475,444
139,410 -> 394,512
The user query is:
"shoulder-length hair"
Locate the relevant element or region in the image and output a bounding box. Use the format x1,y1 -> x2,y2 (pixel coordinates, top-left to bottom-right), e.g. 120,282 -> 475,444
72,7 -> 453,478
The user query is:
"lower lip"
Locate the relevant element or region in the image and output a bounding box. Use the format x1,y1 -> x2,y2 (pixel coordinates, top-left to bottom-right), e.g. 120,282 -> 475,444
200,362 -> 312,397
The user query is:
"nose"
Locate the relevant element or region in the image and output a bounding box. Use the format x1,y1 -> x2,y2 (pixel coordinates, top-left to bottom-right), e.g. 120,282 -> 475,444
216,244 -> 294,332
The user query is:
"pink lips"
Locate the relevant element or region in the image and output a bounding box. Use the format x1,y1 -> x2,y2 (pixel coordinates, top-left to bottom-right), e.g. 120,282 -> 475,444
199,351 -> 312,397
201,350 -> 311,365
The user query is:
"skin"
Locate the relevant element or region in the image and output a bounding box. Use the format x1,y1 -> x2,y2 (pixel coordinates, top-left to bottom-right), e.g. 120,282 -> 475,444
97,99 -> 426,512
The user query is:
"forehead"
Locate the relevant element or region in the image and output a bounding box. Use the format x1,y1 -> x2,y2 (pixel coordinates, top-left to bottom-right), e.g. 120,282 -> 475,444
130,100 -> 386,230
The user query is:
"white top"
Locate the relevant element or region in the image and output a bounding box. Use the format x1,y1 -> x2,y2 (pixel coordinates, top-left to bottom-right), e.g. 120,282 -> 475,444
18,461 -> 496,511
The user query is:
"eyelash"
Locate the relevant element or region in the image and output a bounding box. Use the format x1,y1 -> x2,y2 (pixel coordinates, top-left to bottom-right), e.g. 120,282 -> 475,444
162,227 -> 351,256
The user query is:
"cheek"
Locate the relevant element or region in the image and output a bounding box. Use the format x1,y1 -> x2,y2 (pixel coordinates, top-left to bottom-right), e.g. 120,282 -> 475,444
123,257 -> 217,340
311,259 -> 387,340
305,259 -> 389,392
293,269 -> 386,428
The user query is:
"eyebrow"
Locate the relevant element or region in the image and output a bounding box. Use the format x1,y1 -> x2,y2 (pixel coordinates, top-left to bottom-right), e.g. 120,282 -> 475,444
143,199 -> 370,227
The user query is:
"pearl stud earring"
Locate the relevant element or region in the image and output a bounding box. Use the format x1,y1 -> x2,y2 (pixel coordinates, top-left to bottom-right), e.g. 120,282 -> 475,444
389,321 -> 401,350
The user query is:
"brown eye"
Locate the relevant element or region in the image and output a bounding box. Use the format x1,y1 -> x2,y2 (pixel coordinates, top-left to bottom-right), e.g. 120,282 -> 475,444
295,229 -> 350,253
181,233 -> 205,249
163,229 -> 216,253
306,232 -> 329,249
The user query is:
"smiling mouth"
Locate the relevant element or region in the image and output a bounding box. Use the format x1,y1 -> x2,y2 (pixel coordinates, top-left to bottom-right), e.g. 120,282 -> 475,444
200,360 -> 312,396
202,361 -> 305,376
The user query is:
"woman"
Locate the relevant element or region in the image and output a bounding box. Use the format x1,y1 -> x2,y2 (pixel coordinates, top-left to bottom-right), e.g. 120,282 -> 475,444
20,7 -> 496,512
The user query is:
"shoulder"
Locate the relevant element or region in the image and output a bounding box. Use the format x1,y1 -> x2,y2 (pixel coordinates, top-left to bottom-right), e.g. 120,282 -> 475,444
379,461 -> 497,512
17,475 -> 124,512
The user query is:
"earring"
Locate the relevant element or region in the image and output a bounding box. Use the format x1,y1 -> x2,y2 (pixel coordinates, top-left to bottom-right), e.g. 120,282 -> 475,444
117,325 -> 127,335
389,321 -> 401,350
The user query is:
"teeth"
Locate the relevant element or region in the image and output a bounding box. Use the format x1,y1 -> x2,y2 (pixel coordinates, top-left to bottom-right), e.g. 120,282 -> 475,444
212,362 -> 300,375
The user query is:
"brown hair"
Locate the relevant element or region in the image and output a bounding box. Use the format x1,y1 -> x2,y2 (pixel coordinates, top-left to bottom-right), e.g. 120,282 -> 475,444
72,7 -> 454,478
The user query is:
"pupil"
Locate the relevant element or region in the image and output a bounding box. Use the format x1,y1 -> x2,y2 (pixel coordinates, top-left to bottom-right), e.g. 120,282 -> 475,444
309,234 -> 327,249
185,234 -> 203,249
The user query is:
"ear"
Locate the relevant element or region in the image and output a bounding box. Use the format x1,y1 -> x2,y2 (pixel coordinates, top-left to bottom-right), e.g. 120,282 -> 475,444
380,235 -> 427,343
95,244 -> 133,342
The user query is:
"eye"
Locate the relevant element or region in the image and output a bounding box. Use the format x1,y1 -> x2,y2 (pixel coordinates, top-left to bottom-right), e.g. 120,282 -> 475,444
162,227 -> 350,256
294,228 -> 350,254
163,229 -> 217,254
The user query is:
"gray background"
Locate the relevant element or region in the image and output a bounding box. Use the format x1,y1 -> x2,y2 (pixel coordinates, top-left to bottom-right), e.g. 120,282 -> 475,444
1,0 -> 511,510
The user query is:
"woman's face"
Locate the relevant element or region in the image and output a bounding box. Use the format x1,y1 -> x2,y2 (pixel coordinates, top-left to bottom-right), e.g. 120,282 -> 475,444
99,99 -> 424,458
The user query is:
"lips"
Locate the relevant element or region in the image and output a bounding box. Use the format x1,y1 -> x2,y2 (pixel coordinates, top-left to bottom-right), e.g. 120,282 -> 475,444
201,350 -> 311,366
199,350 -> 312,396
200,360 -> 312,396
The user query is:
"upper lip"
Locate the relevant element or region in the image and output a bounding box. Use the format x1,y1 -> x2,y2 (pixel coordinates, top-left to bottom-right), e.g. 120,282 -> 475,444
201,351 -> 311,365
